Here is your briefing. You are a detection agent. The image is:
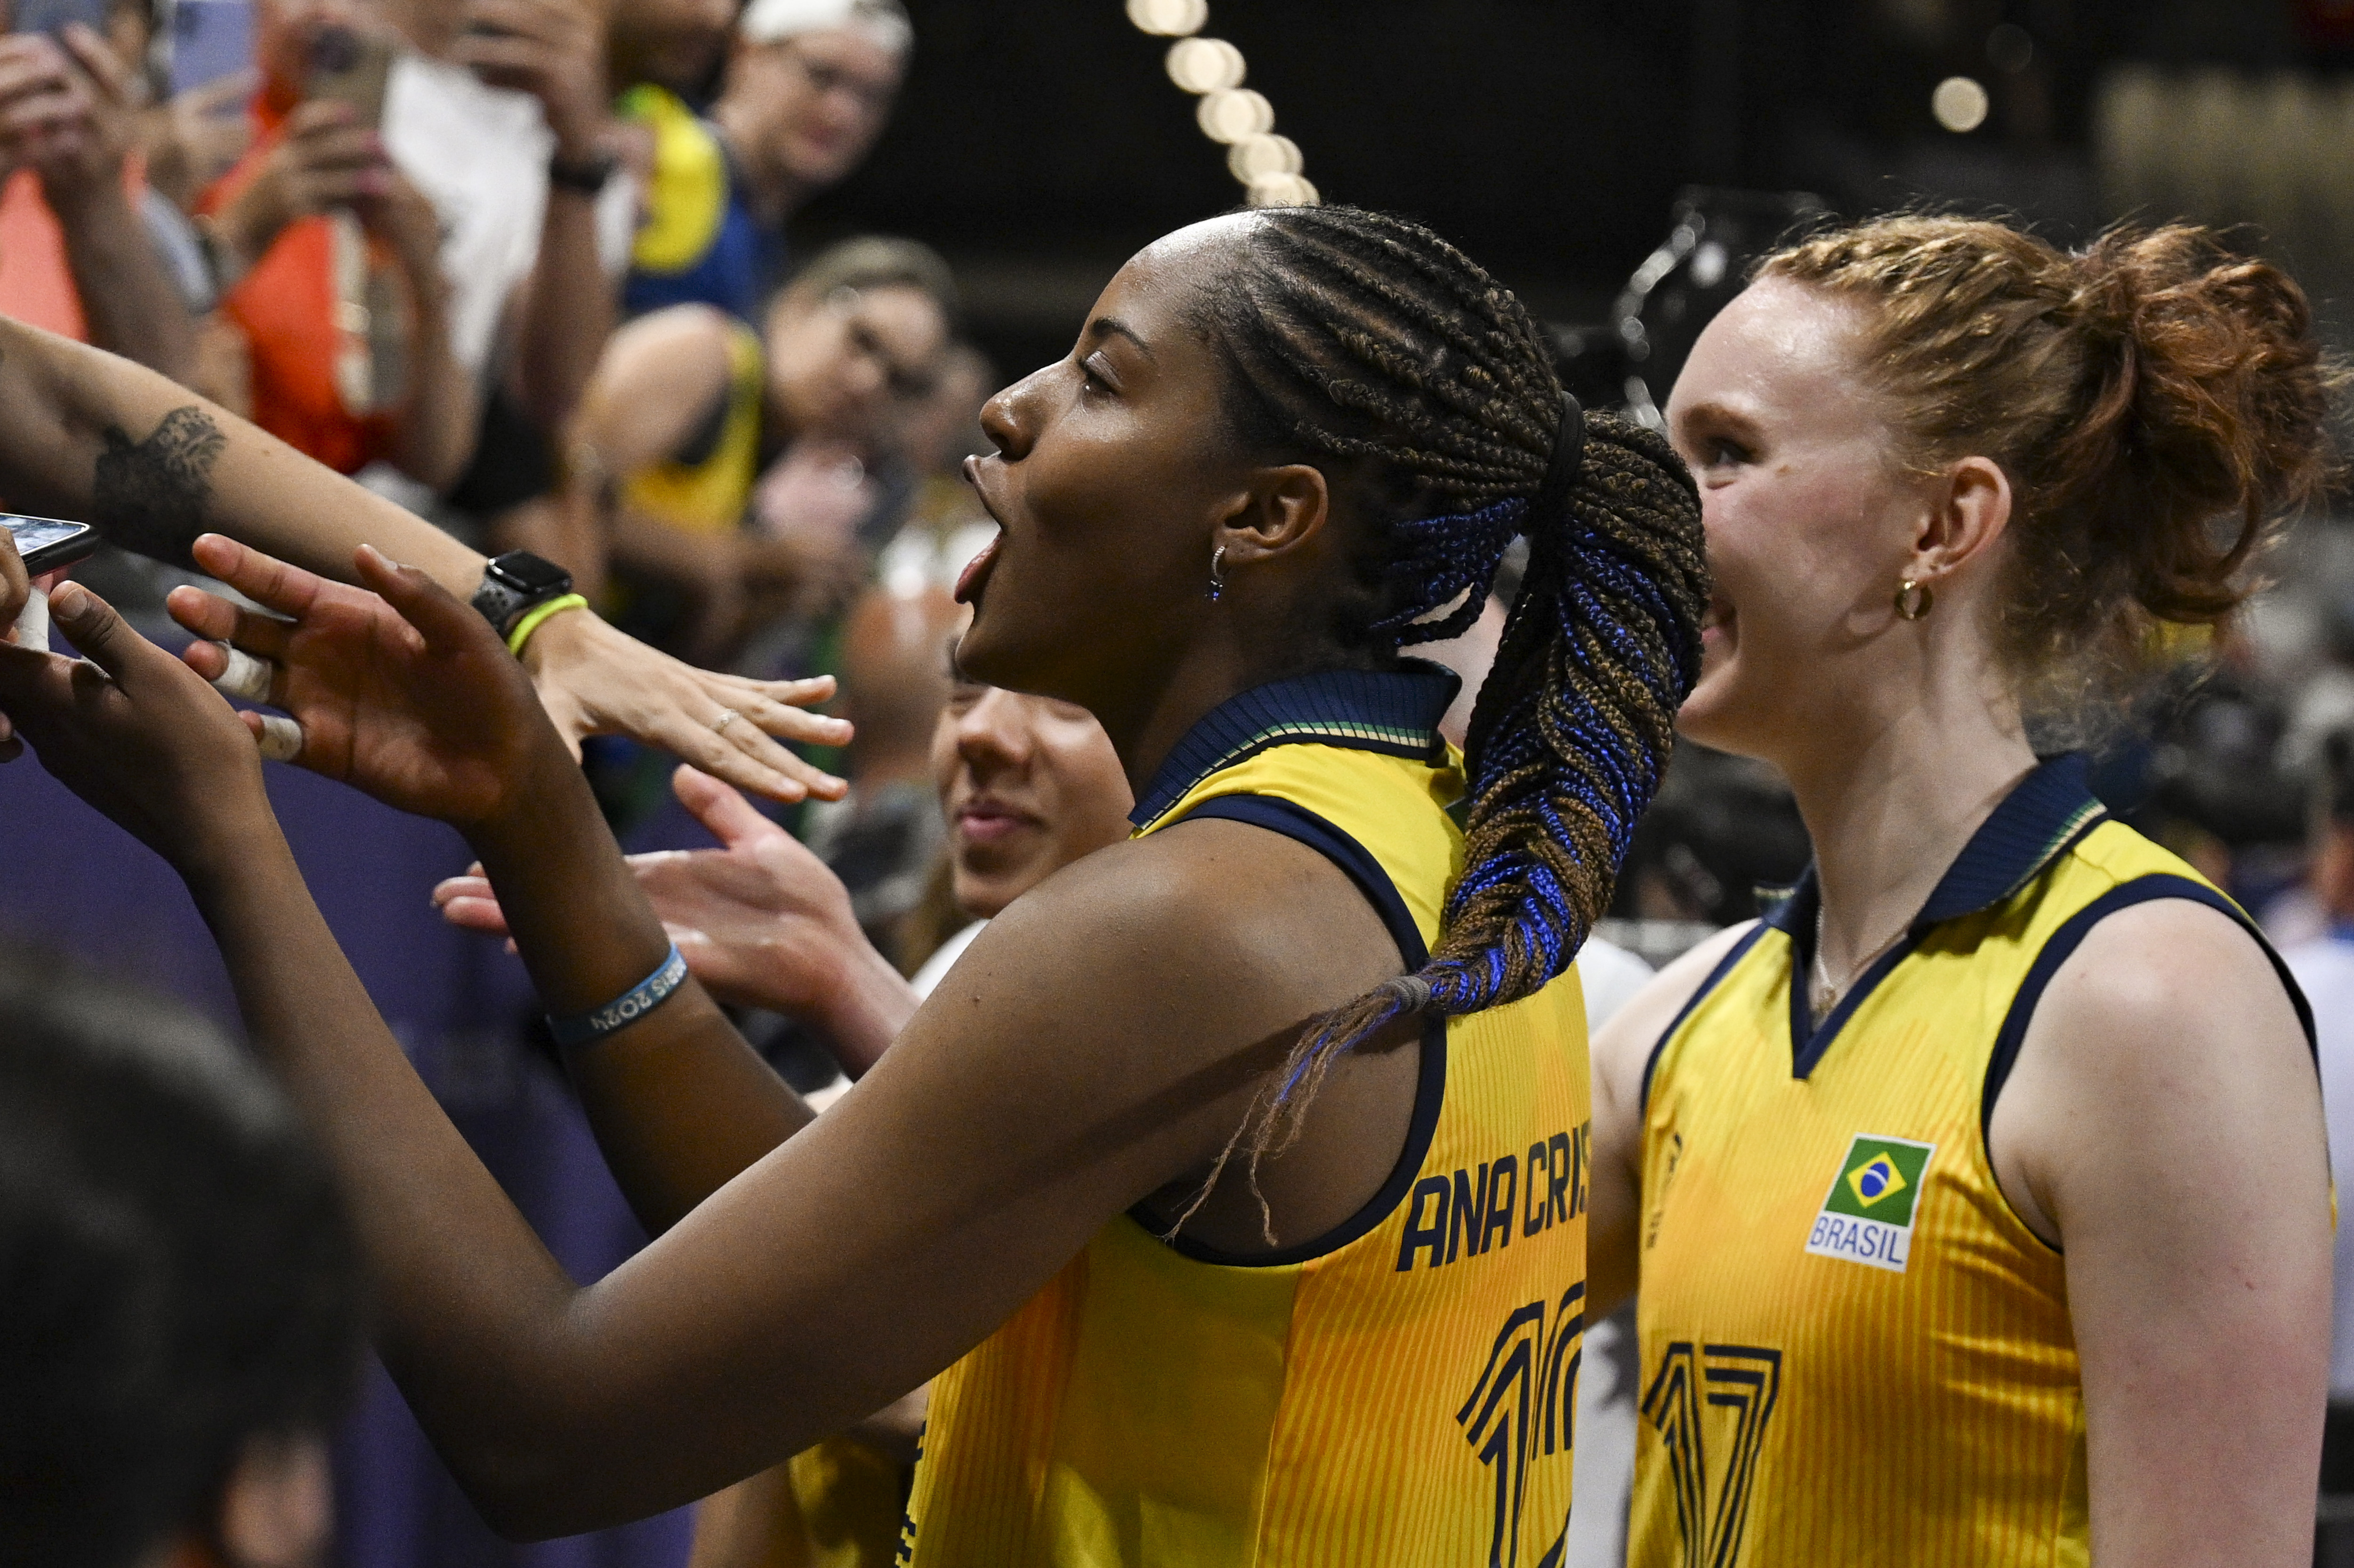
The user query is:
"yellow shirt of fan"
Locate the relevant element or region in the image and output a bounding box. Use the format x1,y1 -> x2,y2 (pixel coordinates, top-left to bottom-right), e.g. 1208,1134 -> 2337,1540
903,667 -> 1591,1567
1631,756 -> 2313,1568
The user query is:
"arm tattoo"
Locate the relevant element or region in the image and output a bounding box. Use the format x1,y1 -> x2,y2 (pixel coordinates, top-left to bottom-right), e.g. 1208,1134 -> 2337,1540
92,405 -> 227,566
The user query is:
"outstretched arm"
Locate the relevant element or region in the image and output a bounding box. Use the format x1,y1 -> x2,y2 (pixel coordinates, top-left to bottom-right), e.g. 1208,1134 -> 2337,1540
0,561 -> 1367,1537
168,537 -> 810,1232
0,319 -> 848,800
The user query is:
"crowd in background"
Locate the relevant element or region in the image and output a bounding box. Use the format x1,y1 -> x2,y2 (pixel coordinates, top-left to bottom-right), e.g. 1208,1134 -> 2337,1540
11,0 -> 2354,1561
0,0 -> 1026,961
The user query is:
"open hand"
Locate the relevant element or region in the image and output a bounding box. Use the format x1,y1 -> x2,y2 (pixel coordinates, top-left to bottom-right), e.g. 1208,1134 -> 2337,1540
518,605 -> 851,804
436,764 -> 865,1015
170,533 -> 565,828
0,580 -> 276,872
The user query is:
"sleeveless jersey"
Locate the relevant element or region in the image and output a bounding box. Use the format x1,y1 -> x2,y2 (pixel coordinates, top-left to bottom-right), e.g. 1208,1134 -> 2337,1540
1630,755 -> 2314,1568
621,316 -> 765,536
617,84 -> 773,323
903,667 -> 1592,1567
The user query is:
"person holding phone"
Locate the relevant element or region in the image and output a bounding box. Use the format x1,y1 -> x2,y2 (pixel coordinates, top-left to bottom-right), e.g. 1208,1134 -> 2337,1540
0,8 -> 201,382
378,0 -> 631,435
194,0 -> 476,491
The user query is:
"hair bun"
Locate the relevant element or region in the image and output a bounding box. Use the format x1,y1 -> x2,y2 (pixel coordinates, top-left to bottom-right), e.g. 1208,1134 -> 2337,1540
1761,214 -> 2338,721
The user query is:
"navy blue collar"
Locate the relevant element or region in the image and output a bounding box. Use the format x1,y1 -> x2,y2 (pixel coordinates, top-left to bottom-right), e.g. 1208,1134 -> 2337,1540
1129,663 -> 1460,830
1764,753 -> 2107,1072
1763,753 -> 2106,941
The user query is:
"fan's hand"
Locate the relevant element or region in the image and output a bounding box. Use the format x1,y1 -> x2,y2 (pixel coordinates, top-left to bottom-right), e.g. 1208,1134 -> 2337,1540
436,764 -> 866,1015
0,580 -> 278,874
170,533 -> 569,829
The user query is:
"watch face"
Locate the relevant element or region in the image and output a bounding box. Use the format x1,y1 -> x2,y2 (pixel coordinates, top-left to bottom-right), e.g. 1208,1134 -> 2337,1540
491,552 -> 572,596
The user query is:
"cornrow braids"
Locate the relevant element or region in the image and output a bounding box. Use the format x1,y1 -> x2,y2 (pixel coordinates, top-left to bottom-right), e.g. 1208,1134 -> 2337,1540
1189,207 -> 1709,1166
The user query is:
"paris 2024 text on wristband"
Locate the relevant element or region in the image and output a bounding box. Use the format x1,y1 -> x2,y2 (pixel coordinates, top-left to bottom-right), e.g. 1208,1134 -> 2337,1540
548,943 -> 689,1049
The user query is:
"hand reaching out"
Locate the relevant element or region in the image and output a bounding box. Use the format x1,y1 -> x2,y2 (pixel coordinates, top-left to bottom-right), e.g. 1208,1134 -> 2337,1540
518,606 -> 851,804
170,533 -> 569,828
0,580 -> 277,875
436,764 -> 871,1017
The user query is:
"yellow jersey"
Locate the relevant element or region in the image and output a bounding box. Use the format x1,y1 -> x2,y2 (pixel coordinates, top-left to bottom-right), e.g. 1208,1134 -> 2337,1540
1631,755 -> 2314,1568
903,666 -> 1592,1567
620,314 -> 764,538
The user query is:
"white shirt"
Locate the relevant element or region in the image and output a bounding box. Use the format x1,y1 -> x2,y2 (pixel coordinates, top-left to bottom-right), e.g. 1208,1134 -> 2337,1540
909,919 -> 984,1000
382,53 -> 637,382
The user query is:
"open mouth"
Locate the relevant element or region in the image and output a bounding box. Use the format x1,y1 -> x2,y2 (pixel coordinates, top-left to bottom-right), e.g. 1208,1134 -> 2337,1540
1701,594 -> 1735,644
956,455 -> 1006,605
954,533 -> 1000,605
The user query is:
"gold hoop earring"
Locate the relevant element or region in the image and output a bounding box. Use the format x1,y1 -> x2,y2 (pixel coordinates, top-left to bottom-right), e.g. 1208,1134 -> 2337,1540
1208,544 -> 1227,603
1894,578 -> 1935,621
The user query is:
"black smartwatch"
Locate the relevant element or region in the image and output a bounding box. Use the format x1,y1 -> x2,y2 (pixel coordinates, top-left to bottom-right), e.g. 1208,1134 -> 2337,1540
471,550 -> 574,634
547,149 -> 621,197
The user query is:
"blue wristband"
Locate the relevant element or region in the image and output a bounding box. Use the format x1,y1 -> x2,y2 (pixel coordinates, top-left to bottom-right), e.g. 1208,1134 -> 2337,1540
548,944 -> 689,1049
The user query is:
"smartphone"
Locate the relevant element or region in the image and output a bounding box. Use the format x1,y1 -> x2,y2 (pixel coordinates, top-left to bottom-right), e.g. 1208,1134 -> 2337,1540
304,23 -> 393,129
3,515 -> 98,574
14,0 -> 109,38
169,0 -> 253,97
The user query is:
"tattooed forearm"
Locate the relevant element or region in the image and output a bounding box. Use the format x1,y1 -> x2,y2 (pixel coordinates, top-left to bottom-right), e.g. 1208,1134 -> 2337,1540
91,406 -> 228,566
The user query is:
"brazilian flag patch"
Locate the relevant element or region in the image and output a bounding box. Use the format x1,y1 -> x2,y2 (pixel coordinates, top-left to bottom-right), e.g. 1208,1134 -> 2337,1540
1805,1133 -> 1935,1274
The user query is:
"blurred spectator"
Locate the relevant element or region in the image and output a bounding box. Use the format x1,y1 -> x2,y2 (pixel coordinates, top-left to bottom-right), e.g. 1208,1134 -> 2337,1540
618,0 -> 907,322
0,950 -> 364,1568
379,0 -> 633,430
603,0 -> 727,105
0,14 -> 198,379
196,0 -> 477,488
798,582 -> 961,954
873,341 -> 997,597
2285,598 -> 2354,773
556,234 -> 954,664
366,0 -> 637,536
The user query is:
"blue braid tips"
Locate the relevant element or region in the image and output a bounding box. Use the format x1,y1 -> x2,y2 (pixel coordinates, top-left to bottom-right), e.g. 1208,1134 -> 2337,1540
1372,496 -> 1527,646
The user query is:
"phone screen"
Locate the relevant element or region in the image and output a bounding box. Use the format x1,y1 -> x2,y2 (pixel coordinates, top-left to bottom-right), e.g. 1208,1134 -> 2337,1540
170,0 -> 253,97
4,515 -> 96,571
14,0 -> 110,36
304,24 -> 393,129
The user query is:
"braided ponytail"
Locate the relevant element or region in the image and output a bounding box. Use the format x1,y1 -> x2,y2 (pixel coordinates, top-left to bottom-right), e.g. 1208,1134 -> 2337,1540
1189,207 -> 1708,1160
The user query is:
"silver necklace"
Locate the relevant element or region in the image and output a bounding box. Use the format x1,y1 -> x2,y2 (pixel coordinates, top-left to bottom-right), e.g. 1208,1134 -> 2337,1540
1809,906 -> 1909,1020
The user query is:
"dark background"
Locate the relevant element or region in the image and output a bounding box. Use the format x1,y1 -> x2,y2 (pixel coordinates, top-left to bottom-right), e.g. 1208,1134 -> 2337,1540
798,0 -> 2319,379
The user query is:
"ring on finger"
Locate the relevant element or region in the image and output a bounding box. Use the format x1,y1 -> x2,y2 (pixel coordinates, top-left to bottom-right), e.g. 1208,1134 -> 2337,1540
211,643 -> 277,705
710,707 -> 742,736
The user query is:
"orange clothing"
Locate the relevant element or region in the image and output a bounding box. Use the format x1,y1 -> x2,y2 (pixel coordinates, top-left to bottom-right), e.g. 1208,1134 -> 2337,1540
0,170 -> 88,339
0,160 -> 154,342
199,97 -> 400,475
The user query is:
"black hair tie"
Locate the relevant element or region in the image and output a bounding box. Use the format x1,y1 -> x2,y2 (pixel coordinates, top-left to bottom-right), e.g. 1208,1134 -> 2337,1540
1526,392 -> 1587,529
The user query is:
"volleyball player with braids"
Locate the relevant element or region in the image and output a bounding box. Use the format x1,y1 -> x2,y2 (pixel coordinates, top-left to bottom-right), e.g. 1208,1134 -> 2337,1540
1586,217 -> 2332,1568
0,206 -> 1704,1564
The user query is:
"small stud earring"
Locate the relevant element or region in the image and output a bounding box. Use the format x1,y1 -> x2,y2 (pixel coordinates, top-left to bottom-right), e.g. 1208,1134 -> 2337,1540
1209,544 -> 1227,603
1894,577 -> 1935,621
